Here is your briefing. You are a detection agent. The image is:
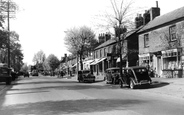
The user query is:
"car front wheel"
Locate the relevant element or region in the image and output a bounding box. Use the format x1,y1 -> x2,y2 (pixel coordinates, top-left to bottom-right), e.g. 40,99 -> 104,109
130,79 -> 135,89
119,80 -> 123,88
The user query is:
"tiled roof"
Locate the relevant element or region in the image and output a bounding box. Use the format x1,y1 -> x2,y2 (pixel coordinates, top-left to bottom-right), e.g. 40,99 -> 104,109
139,6 -> 184,33
95,39 -> 116,50
95,27 -> 142,50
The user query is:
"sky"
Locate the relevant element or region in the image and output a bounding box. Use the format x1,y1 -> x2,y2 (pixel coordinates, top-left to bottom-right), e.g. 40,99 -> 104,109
9,0 -> 184,65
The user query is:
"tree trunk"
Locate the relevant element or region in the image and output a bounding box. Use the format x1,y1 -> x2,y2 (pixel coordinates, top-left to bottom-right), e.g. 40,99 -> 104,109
119,36 -> 123,83
79,53 -> 83,70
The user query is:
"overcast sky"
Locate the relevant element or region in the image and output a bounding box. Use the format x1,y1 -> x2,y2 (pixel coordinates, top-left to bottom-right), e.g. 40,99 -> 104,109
9,0 -> 184,65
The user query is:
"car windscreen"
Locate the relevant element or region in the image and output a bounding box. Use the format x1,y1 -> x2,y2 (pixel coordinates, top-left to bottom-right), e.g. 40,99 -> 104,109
133,68 -> 149,79
83,71 -> 90,74
111,69 -> 120,73
0,68 -> 8,75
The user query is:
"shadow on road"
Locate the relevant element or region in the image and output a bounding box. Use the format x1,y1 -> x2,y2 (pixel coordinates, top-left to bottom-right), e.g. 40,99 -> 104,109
137,81 -> 170,89
0,99 -> 146,115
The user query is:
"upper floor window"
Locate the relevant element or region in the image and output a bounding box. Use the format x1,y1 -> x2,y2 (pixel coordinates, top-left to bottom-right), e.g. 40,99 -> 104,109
100,49 -> 102,58
144,34 -> 149,48
108,46 -> 111,53
96,51 -> 98,58
169,25 -> 176,41
104,48 -> 106,57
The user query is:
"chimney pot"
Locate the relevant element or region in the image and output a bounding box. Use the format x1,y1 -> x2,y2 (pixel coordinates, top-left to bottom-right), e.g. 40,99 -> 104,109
156,1 -> 158,8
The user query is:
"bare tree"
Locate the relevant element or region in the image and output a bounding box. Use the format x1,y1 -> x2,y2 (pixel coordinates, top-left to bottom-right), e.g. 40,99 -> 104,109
32,50 -> 46,64
64,26 -> 98,70
102,0 -> 135,85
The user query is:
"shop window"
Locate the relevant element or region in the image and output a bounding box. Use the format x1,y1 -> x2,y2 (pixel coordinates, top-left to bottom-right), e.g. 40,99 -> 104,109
169,25 -> 176,41
144,34 -> 149,48
163,57 -> 181,69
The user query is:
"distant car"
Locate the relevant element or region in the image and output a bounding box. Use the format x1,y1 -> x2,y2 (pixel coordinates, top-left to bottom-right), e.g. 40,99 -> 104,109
119,66 -> 152,89
105,67 -> 120,84
24,72 -> 30,77
0,66 -> 12,85
78,70 -> 95,83
31,70 -> 38,76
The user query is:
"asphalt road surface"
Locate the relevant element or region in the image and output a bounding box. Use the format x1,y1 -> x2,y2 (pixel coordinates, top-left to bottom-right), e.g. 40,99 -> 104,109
0,76 -> 184,115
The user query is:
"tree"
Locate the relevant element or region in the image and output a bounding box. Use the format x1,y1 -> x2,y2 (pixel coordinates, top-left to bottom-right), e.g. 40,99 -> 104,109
101,0 -> 134,84
46,54 -> 60,71
64,26 -> 98,70
0,30 -> 23,71
32,50 -> 46,64
20,63 -> 28,72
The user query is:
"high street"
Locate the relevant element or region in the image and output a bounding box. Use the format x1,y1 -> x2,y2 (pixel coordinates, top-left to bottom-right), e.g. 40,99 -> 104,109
0,76 -> 184,115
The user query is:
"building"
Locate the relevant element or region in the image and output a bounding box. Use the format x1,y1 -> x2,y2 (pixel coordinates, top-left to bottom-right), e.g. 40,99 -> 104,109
90,30 -> 140,79
138,5 -> 184,78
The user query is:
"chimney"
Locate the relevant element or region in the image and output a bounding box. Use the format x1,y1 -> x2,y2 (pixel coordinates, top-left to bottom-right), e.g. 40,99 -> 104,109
143,10 -> 150,25
156,1 -> 158,8
105,33 -> 111,41
135,14 -> 144,28
149,1 -> 160,20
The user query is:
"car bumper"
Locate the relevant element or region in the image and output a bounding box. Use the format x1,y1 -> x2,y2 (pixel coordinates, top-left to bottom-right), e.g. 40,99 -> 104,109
136,80 -> 152,85
83,78 -> 95,81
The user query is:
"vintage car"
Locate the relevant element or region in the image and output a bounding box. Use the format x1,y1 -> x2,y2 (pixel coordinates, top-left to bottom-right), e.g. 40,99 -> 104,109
24,71 -> 30,77
105,67 -> 120,84
31,70 -> 39,76
0,64 -> 12,85
78,70 -> 95,83
119,66 -> 152,89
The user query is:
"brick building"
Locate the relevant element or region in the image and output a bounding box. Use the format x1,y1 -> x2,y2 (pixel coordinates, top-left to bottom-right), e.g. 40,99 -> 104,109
90,30 -> 140,78
138,5 -> 184,78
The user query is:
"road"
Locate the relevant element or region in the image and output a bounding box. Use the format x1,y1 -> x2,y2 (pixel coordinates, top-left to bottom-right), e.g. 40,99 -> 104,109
0,76 -> 184,115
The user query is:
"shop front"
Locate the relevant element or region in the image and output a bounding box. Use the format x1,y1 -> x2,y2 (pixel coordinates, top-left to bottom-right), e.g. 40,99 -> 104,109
161,48 -> 182,78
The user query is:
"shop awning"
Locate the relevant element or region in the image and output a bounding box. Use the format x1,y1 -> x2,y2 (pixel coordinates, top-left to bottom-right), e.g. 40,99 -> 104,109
161,48 -> 181,58
83,60 -> 94,64
90,57 -> 106,65
138,53 -> 151,60
116,54 -> 127,62
71,63 -> 77,68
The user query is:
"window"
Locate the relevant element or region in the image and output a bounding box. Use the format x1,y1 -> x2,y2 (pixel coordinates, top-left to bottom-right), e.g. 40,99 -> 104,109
96,51 -> 98,58
104,48 -> 106,57
169,25 -> 176,41
100,49 -> 102,58
108,46 -> 111,53
144,34 -> 149,47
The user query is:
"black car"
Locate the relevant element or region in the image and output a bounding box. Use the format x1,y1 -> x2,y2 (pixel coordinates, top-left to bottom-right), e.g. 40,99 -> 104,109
105,67 -> 120,84
24,72 -> 30,77
78,70 -> 95,83
0,66 -> 12,85
119,66 -> 152,89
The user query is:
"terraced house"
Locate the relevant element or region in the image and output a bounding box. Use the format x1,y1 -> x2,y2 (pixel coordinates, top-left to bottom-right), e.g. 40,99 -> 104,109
90,29 -> 139,79
138,5 -> 184,78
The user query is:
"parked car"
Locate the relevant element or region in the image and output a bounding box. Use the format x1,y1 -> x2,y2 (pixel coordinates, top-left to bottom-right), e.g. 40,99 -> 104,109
11,71 -> 18,81
77,70 -> 95,83
105,67 -> 120,84
31,70 -> 38,76
119,66 -> 152,89
0,65 -> 12,85
24,71 -> 30,77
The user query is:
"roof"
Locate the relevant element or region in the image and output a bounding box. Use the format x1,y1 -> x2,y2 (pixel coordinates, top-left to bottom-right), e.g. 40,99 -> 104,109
95,28 -> 142,50
95,39 -> 116,50
139,6 -> 184,33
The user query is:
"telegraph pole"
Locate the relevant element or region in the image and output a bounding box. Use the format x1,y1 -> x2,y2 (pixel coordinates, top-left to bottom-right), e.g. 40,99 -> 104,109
7,0 -> 10,68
